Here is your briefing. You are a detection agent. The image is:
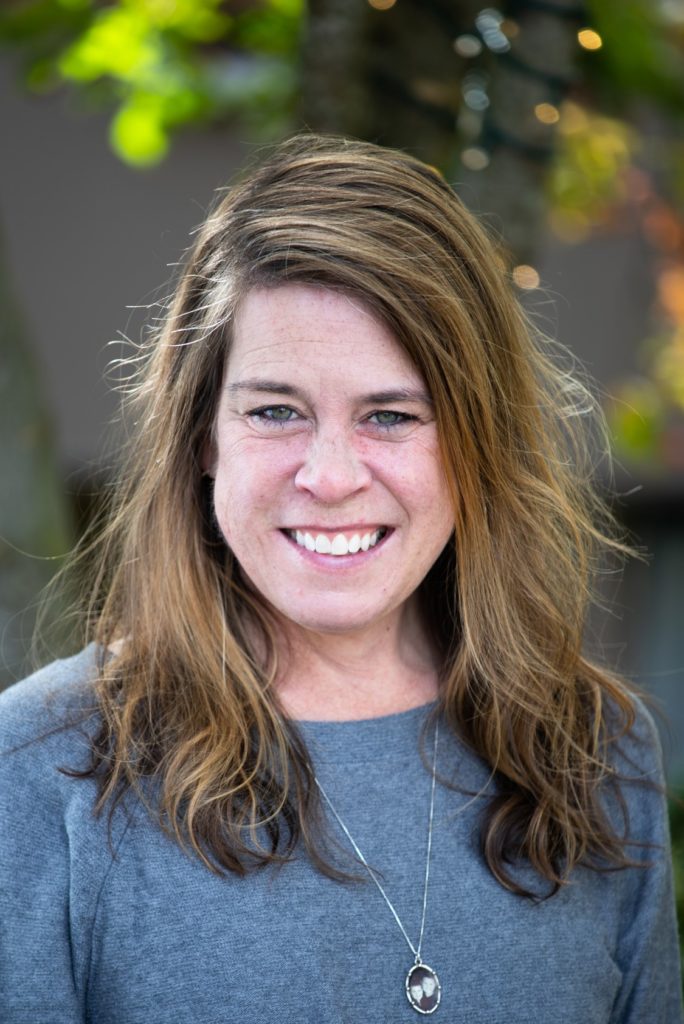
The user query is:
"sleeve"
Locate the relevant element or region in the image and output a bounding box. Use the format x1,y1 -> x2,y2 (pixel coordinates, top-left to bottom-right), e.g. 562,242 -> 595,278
0,744 -> 85,1022
608,699 -> 683,1024
0,655 -> 104,1024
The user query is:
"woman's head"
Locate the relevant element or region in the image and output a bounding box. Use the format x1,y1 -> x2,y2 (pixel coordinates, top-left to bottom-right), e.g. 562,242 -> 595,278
121,133 -> 550,654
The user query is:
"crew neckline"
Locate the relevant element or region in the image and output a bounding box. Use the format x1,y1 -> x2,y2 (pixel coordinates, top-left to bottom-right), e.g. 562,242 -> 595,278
294,700 -> 441,766
292,698 -> 438,727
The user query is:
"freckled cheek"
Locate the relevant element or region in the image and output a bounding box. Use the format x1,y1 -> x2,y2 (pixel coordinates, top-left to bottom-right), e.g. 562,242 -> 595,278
228,435 -> 306,479
212,446 -> 299,542
371,447 -> 450,512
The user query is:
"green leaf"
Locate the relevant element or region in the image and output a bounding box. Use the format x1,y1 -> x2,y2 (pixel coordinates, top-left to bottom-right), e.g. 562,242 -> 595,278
58,7 -> 162,82
110,98 -> 169,166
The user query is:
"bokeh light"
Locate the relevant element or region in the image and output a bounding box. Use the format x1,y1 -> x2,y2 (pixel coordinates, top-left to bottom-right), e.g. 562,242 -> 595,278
577,28 -> 602,50
368,0 -> 397,9
512,265 -> 540,289
475,8 -> 511,53
463,74 -> 490,111
453,34 -> 483,58
658,267 -> 684,322
534,102 -> 560,125
461,146 -> 490,171
499,18 -> 519,39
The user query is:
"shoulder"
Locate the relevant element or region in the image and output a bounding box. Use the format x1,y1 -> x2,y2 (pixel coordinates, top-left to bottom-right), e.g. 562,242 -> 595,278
0,645 -> 102,751
605,691 -> 665,783
602,691 -> 670,854
0,645 -> 105,798
0,643 -> 127,881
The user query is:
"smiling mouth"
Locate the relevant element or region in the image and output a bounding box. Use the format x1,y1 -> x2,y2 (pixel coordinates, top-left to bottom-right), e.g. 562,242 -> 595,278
284,527 -> 389,556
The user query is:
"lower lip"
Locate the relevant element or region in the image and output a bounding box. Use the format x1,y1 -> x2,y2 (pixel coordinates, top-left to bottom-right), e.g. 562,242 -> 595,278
280,529 -> 393,567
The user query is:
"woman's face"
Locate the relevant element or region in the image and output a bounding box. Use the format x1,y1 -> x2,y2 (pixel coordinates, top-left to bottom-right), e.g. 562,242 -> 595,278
206,284 -> 454,639
410,982 -> 424,1002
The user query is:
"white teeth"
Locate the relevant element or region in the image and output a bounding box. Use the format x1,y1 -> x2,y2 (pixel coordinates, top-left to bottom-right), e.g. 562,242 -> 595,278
331,533 -> 349,555
290,528 -> 386,556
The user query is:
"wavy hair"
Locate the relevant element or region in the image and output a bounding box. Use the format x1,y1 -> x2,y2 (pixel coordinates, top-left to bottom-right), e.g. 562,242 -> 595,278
62,133 -> 646,897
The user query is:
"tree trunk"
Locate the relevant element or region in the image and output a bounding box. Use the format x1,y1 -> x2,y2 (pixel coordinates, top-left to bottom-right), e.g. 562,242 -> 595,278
299,0 -> 373,137
457,0 -> 583,261
300,0 -> 583,261
300,0 -> 470,165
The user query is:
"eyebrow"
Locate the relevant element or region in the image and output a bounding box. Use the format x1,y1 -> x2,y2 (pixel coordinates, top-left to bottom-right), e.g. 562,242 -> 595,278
225,379 -> 433,405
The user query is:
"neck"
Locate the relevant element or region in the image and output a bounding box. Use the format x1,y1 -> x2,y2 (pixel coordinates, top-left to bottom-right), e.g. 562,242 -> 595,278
275,599 -> 440,721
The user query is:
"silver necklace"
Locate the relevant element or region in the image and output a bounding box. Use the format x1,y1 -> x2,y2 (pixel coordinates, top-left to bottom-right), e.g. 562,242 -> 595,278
315,718 -> 441,1015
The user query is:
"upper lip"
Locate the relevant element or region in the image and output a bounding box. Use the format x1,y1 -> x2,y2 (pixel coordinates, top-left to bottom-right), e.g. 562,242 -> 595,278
282,524 -> 388,532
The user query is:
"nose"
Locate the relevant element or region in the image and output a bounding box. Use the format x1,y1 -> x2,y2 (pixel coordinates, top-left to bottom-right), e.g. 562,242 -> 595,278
294,429 -> 373,503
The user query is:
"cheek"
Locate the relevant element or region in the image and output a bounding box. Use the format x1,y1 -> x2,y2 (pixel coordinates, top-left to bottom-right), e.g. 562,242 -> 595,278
382,443 -> 451,520
404,458 -> 454,548
217,433 -> 303,484
212,442 -> 294,539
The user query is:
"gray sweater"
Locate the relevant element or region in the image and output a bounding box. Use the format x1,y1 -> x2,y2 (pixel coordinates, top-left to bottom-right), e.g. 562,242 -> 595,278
0,646 -> 681,1023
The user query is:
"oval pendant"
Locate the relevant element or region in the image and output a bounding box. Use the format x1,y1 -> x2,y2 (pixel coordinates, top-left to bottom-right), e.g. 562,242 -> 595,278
406,963 -> 441,1014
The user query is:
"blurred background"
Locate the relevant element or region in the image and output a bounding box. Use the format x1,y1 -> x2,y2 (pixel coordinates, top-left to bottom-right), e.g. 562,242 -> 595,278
1,0 -> 683,782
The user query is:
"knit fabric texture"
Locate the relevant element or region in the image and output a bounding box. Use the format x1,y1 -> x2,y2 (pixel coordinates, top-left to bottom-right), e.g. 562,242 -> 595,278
0,646 -> 681,1023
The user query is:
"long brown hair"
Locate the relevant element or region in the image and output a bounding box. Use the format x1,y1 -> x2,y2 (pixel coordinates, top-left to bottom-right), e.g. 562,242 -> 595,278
60,134 -> 648,897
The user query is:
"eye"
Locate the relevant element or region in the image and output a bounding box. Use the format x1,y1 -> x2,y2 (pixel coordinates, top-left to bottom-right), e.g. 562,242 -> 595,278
248,405 -> 300,425
367,410 -> 418,430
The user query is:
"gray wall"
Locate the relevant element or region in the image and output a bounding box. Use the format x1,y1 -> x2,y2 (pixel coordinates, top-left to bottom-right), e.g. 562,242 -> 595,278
1,57 -> 245,469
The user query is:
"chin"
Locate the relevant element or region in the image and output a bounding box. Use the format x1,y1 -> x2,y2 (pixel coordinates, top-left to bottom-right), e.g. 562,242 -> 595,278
284,614 -> 383,637
273,598 -> 392,637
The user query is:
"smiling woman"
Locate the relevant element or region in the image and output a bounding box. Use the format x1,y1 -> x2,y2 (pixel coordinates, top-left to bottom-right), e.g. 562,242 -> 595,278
204,285 -> 454,709
0,135 -> 681,1023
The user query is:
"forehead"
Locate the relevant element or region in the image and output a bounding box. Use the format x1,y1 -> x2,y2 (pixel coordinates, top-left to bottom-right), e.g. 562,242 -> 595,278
226,284 -> 423,384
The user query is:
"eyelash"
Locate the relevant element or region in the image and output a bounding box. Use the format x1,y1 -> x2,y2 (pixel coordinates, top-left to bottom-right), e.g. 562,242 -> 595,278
248,405 -> 299,425
246,406 -> 419,431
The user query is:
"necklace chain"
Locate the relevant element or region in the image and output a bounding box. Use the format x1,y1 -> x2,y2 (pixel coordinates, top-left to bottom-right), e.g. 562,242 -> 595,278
314,717 -> 439,964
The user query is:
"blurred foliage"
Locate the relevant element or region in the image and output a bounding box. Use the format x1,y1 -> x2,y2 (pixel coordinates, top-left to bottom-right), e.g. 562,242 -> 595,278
547,102 -> 637,243
564,1 -> 684,473
1,0 -> 684,465
606,188 -> 684,474
584,0 -> 684,114
0,0 -> 302,165
1,1 -> 682,181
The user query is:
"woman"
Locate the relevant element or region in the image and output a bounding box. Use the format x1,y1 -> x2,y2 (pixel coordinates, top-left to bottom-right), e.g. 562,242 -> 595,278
0,134 -> 681,1023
